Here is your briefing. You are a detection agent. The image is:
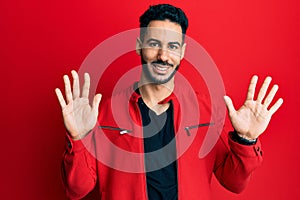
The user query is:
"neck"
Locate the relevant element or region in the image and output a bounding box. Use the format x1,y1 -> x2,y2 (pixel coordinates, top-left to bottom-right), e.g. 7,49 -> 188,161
138,78 -> 174,114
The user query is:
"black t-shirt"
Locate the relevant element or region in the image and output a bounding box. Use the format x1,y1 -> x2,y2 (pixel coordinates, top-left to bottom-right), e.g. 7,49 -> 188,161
138,98 -> 178,200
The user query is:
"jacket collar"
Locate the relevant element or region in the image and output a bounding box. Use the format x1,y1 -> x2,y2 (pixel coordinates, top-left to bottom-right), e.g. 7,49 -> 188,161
129,82 -> 178,104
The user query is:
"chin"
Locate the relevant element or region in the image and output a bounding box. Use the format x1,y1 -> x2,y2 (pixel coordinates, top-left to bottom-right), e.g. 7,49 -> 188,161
149,74 -> 174,85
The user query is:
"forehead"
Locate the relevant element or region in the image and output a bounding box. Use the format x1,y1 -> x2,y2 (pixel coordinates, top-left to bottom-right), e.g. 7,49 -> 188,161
144,20 -> 183,43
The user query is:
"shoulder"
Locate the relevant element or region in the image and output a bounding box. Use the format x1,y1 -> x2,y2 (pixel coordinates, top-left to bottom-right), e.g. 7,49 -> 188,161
98,83 -> 136,117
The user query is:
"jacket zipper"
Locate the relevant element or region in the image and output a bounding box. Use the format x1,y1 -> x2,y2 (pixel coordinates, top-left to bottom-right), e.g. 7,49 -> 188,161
184,122 -> 215,136
171,101 -> 180,200
135,102 -> 149,200
98,125 -> 132,134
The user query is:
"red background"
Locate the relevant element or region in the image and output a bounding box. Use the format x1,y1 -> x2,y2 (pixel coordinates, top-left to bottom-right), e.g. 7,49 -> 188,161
1,0 -> 299,199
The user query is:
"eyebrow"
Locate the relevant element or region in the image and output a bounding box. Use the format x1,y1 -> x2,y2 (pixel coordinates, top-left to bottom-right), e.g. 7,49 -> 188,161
146,38 -> 182,46
169,41 -> 181,46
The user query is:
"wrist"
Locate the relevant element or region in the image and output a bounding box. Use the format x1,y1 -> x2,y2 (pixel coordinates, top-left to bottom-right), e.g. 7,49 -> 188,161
231,130 -> 257,145
71,134 -> 82,141
237,132 -> 256,141
70,129 -> 93,141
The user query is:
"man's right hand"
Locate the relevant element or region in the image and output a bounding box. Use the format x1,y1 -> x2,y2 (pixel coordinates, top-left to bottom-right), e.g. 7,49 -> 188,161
55,70 -> 102,140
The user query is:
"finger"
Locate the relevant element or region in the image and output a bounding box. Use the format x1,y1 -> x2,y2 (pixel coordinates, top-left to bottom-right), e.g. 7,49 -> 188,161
55,88 -> 67,108
71,70 -> 80,99
246,75 -> 258,101
63,75 -> 73,103
263,84 -> 279,108
269,98 -> 283,115
81,73 -> 90,98
92,94 -> 102,113
257,76 -> 272,103
224,96 -> 236,116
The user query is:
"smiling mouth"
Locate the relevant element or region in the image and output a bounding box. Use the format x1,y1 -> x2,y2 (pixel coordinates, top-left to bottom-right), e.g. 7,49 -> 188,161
152,64 -> 170,73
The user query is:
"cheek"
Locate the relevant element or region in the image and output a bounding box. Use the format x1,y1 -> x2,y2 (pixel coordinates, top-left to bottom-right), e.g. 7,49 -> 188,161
169,53 -> 182,64
142,48 -> 158,62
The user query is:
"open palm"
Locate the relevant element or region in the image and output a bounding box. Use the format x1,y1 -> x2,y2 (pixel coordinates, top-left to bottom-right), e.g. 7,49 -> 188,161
55,70 -> 102,140
224,76 -> 283,140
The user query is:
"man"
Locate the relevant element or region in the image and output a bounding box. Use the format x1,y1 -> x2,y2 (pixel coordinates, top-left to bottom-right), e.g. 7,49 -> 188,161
55,4 -> 283,200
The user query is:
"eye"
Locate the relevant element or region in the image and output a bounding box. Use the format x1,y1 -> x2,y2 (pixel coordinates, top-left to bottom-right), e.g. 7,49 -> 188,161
169,44 -> 179,50
148,42 -> 160,48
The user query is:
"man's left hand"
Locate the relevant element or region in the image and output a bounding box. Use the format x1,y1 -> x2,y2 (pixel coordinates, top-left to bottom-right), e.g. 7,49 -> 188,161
224,75 -> 283,140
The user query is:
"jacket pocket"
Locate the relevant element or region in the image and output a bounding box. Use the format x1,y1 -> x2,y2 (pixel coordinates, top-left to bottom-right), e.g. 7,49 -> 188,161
98,125 -> 132,135
98,125 -> 136,151
184,122 -> 215,136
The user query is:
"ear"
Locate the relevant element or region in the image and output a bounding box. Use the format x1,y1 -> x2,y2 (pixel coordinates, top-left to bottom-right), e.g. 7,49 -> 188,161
136,38 -> 142,56
180,43 -> 186,60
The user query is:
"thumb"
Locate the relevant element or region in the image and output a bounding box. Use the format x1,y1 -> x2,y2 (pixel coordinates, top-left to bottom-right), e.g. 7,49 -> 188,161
223,95 -> 236,116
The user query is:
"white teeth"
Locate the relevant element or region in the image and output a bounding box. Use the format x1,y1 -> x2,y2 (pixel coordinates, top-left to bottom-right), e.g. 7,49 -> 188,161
156,66 -> 167,71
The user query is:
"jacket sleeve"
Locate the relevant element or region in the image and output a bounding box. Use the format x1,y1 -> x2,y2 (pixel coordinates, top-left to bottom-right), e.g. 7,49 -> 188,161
61,130 -> 97,199
213,129 -> 263,194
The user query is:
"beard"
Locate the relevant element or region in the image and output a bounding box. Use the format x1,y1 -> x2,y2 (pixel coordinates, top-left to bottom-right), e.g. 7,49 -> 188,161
141,56 -> 180,85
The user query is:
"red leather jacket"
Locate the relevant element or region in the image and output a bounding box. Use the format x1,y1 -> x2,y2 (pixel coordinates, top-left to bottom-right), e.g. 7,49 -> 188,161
62,83 -> 263,200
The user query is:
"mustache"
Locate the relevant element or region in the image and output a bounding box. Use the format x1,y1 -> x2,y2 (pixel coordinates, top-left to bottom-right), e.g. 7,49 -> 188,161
151,60 -> 174,67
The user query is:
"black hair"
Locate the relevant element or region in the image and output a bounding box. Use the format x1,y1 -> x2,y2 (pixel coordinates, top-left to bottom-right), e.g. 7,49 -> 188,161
139,4 -> 188,41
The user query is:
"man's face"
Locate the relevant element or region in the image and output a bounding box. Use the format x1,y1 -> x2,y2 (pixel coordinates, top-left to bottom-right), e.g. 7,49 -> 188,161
137,20 -> 186,84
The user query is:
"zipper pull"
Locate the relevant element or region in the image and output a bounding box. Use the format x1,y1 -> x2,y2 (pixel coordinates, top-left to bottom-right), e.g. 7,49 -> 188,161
184,127 -> 191,136
120,130 -> 130,134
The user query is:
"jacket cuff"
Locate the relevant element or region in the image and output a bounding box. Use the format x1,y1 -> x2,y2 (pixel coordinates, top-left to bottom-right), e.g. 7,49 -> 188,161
65,129 -> 95,154
231,130 -> 257,145
229,132 -> 263,158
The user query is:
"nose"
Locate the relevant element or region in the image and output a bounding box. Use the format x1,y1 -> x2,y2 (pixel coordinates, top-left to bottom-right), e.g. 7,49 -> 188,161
157,47 -> 169,62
